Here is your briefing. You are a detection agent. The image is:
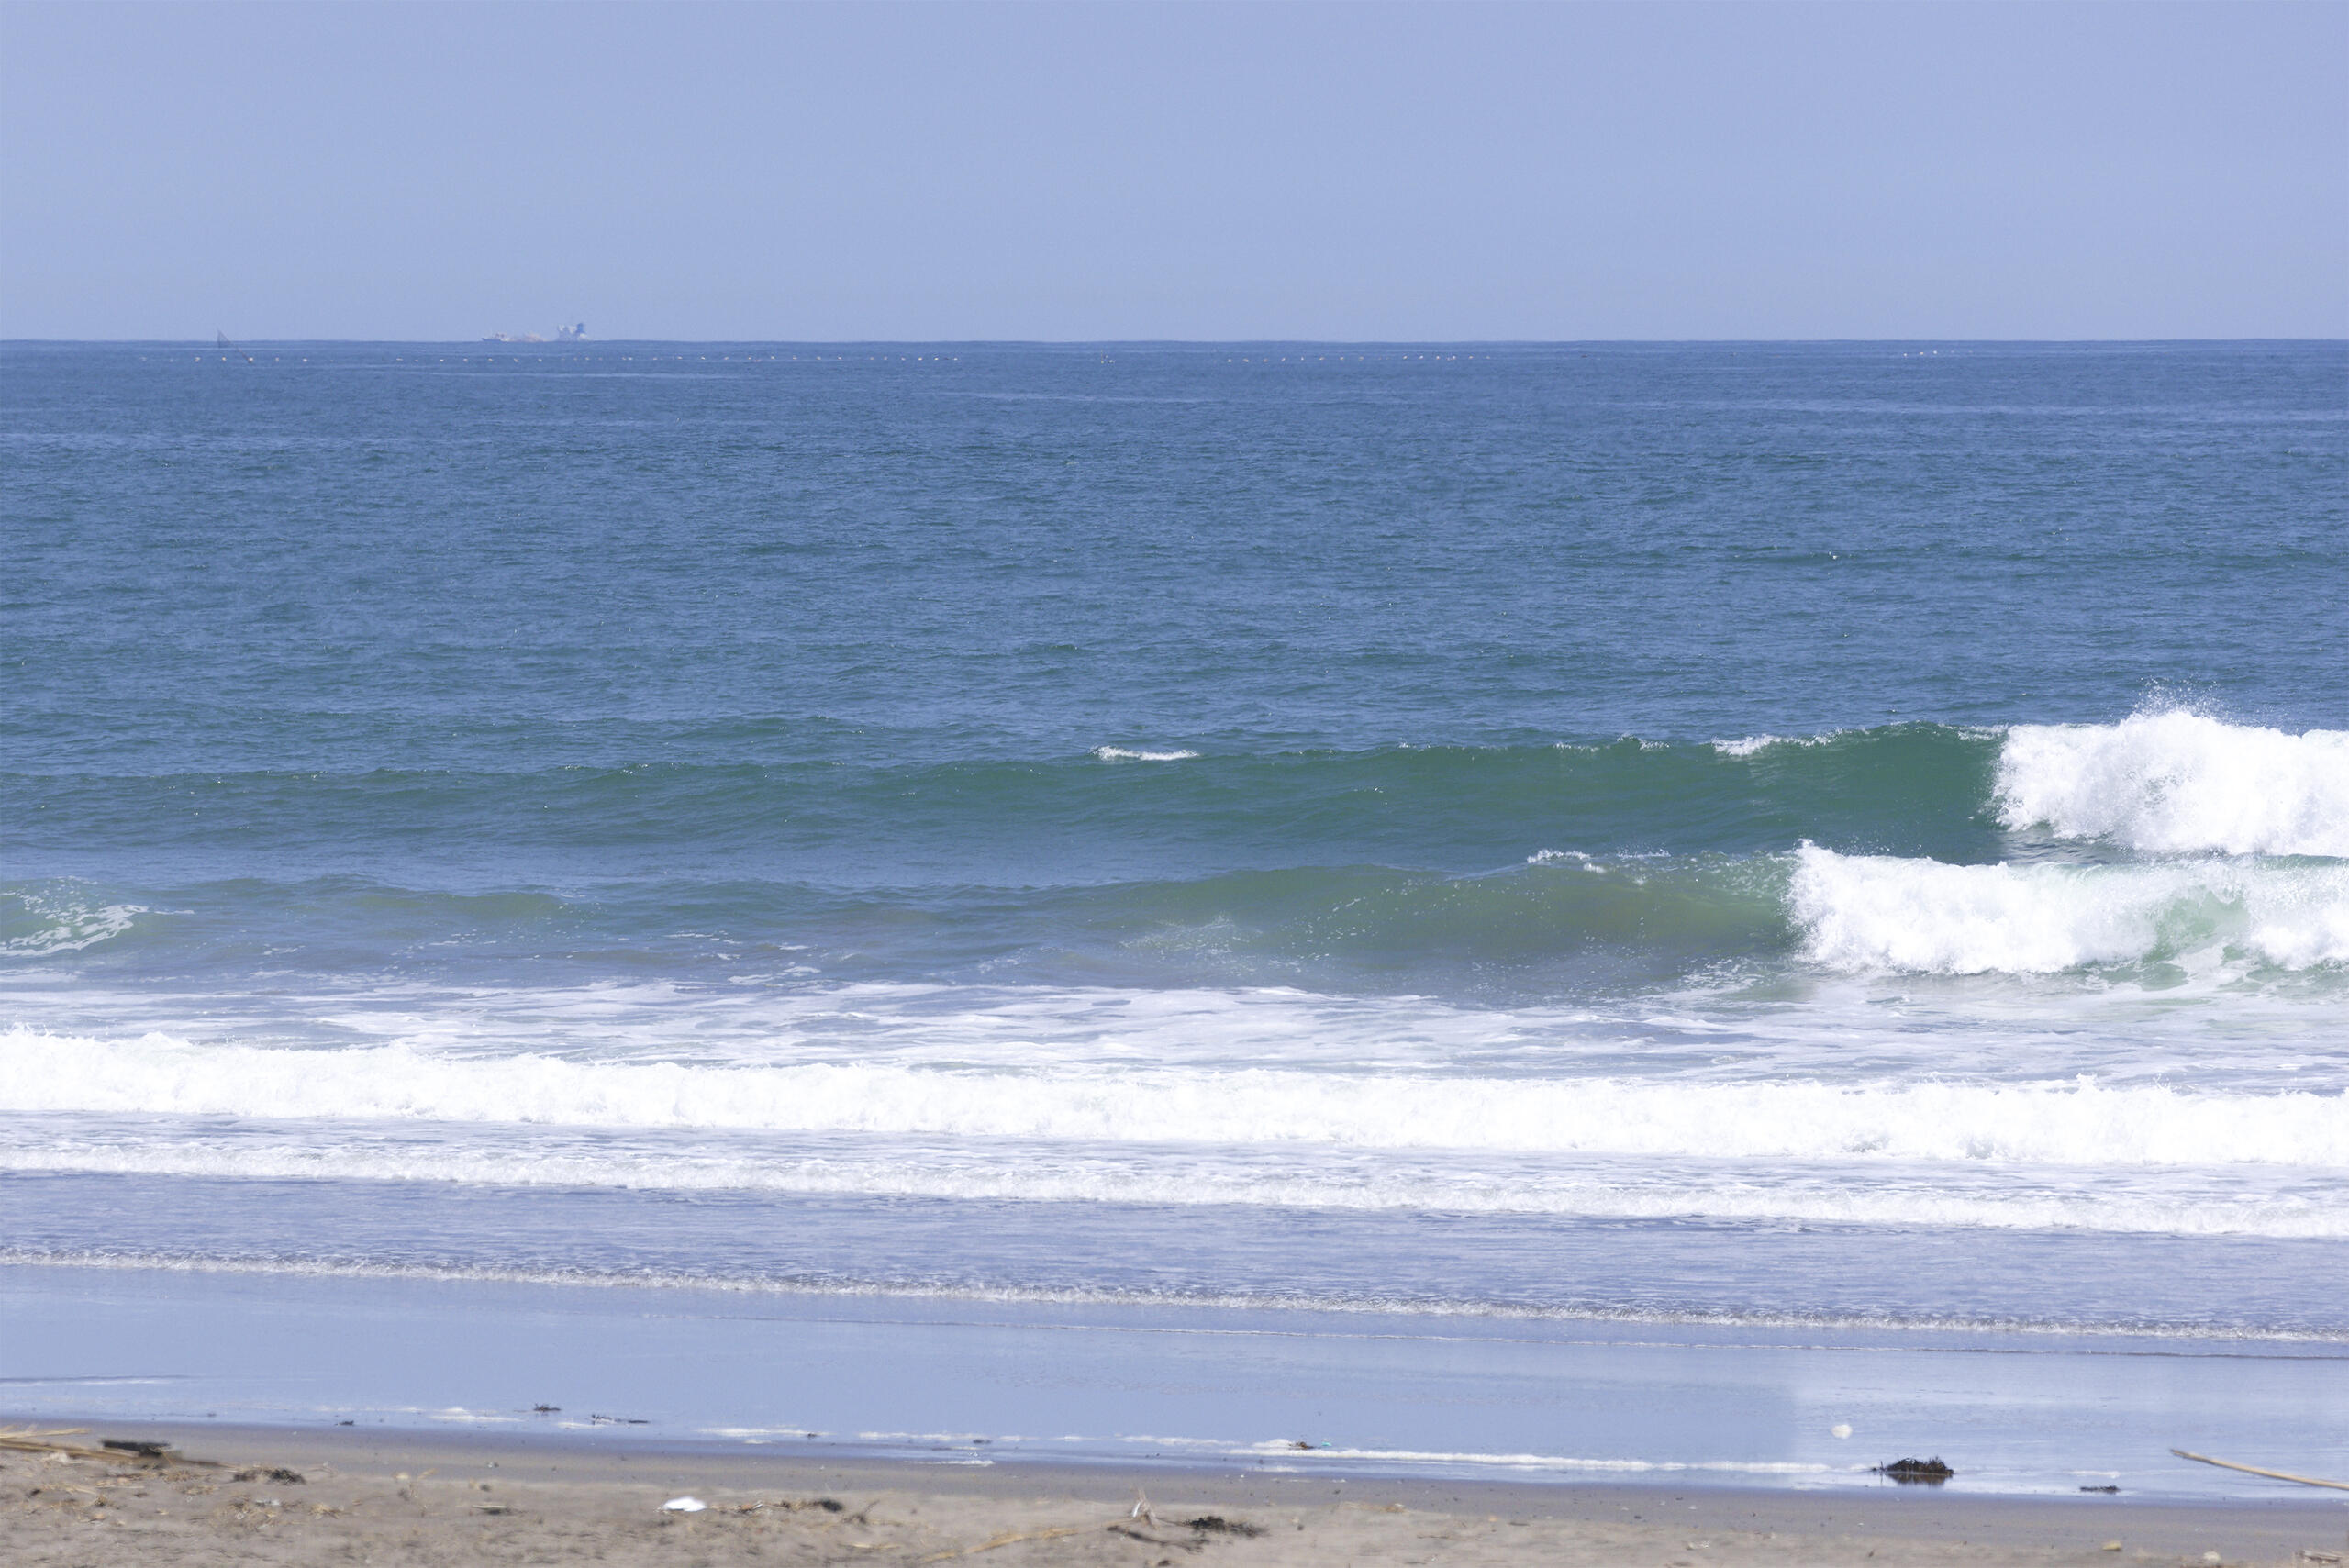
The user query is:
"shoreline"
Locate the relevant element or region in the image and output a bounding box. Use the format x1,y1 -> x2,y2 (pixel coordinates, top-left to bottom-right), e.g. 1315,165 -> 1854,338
6,1260 -> 2343,1507
10,1237 -> 2347,1347
5,1416 -> 2343,1567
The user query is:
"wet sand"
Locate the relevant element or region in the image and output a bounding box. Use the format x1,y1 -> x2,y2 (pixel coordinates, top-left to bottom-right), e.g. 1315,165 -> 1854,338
3,1418 -> 2343,1567
13,1261 -> 2342,1505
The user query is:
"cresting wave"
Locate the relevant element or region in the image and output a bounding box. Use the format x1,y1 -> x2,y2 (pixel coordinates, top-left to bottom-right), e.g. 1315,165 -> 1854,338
4,1029 -> 2342,1168
1789,844 -> 2349,973
1714,712 -> 2348,857
1997,712 -> 2349,858
29,712 -> 2338,869
7,847 -> 2344,988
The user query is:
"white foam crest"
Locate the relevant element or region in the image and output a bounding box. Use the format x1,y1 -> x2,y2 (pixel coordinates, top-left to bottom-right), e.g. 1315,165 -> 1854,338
1709,733 -> 1815,758
1790,844 -> 2349,973
3,1029 -> 2340,1169
6,973 -> 2340,1098
1998,712 -> 2349,857
6,1128 -> 2342,1235
1091,746 -> 1199,762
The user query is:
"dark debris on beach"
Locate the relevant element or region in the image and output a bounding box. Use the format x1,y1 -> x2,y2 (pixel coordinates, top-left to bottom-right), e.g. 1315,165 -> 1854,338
1186,1515 -> 1266,1537
1875,1457 -> 1957,1484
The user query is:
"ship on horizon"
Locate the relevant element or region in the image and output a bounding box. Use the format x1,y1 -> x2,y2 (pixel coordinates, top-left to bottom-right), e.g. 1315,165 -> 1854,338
483,322 -> 586,344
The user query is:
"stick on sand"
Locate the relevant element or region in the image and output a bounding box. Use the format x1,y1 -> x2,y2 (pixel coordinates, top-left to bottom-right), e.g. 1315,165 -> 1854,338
2170,1449 -> 2349,1492
918,1525 -> 1089,1561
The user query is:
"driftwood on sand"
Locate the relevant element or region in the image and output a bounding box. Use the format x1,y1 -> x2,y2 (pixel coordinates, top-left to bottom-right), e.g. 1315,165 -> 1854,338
2170,1448 -> 2349,1492
0,1429 -> 215,1467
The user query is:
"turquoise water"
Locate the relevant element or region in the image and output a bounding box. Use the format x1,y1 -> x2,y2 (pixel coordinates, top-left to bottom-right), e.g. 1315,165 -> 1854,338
2,341 -> 2345,1353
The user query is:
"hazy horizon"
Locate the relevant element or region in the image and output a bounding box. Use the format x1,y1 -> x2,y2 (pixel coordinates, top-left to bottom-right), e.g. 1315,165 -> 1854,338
12,336 -> 2346,347
5,1 -> 2343,342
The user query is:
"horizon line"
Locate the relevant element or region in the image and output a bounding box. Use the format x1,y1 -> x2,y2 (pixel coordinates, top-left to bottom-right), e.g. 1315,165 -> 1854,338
6,335 -> 2345,349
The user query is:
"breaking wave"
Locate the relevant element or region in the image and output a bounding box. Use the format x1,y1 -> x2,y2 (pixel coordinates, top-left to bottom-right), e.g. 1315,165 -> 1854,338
2,1029 -> 2340,1169
1998,712 -> 2349,857
1790,844 -> 2349,973
13,714 -> 2334,882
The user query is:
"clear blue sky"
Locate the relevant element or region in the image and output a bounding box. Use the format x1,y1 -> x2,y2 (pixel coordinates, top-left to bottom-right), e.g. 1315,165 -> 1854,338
4,1 -> 2343,341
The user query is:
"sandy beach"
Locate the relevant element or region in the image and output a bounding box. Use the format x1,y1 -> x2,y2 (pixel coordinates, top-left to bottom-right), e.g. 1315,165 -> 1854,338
4,1420 -> 2343,1567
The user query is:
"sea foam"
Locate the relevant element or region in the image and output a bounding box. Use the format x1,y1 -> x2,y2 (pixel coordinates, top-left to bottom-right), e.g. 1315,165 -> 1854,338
1998,712 -> 2349,857
1789,844 -> 2349,973
0,894 -> 147,957
6,1123 -> 2342,1235
3,1028 -> 2340,1169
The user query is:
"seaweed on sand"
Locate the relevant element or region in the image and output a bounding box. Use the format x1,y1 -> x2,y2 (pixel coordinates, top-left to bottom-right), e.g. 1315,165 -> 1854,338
1874,1457 -> 1955,1484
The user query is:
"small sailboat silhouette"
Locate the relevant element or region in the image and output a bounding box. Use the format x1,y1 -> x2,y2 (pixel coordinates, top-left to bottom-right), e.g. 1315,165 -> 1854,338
216,330 -> 254,364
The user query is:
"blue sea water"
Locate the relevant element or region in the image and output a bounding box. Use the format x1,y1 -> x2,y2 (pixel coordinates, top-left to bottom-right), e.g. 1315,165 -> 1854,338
2,340 -> 2345,1400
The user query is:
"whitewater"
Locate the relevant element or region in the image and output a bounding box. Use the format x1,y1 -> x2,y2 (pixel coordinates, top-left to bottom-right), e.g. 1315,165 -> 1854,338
5,339 -> 2344,1349
2,713 -> 2343,1312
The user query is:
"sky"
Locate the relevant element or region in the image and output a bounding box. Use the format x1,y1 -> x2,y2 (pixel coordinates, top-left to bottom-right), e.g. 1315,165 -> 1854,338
2,1 -> 2343,341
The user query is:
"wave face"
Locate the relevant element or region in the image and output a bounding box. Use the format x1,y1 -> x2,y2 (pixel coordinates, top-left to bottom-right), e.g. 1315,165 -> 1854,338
0,723 -> 2010,881
6,342 -> 2344,1340
8,817 -> 2343,993
5,714 -> 2327,886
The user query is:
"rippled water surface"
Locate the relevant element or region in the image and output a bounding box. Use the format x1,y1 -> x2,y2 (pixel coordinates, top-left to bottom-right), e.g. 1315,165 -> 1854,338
3,340 -> 2343,1337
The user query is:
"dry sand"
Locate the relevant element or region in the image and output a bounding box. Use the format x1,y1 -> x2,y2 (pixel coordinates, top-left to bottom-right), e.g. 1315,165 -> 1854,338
2,1420 -> 2343,1567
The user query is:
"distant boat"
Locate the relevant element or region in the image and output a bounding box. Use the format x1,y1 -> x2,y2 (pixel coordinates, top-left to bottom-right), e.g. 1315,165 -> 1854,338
482,323 -> 587,345
216,330 -> 253,364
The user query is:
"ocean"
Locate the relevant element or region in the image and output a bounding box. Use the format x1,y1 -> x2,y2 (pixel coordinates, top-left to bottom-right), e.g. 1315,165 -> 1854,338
2,340 -> 2345,1480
